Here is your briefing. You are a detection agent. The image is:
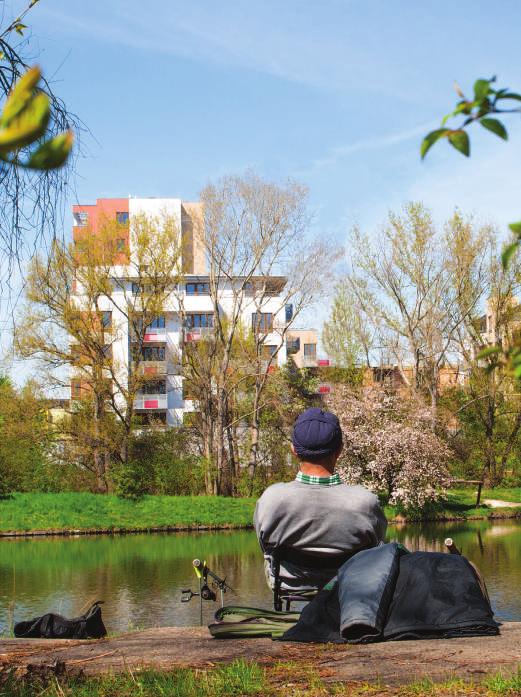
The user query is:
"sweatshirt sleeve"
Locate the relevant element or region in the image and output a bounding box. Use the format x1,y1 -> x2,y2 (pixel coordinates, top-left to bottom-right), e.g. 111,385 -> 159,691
371,495 -> 388,542
253,487 -> 279,554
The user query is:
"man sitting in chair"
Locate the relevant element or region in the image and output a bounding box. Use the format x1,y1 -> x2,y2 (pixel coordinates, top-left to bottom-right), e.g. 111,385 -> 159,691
254,407 -> 387,594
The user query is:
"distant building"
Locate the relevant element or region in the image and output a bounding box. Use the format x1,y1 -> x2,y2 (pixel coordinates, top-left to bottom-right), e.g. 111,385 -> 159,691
69,197 -> 319,426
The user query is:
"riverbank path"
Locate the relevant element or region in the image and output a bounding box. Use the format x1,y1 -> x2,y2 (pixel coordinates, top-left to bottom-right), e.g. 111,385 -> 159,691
1,623 -> 521,686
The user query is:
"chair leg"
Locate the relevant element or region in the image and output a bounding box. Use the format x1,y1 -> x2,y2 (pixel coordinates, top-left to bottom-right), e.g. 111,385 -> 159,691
285,598 -> 291,612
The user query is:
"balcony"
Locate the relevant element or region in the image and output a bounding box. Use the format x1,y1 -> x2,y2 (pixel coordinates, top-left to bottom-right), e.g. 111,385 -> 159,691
138,360 -> 167,376
137,361 -> 182,376
183,326 -> 214,341
134,394 -> 168,410
302,356 -> 318,368
143,330 -> 167,343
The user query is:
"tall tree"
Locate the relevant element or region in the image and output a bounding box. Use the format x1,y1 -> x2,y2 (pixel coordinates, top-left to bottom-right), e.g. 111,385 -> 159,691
16,213 -> 182,491
448,239 -> 521,485
185,171 -> 338,495
345,204 -> 490,425
322,280 -> 372,367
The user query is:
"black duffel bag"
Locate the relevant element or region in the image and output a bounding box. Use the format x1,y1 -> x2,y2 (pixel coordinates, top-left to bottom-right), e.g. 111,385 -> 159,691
14,601 -> 106,639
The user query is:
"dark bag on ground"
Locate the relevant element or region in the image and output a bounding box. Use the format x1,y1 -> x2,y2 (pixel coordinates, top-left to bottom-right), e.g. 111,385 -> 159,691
281,543 -> 500,643
14,601 -> 106,639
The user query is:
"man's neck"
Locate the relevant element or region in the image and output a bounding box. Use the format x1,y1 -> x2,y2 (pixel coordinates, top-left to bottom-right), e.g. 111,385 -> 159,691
299,462 -> 335,478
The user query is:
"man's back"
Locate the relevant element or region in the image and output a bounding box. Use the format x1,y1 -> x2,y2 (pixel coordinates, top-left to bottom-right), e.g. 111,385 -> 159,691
254,475 -> 387,590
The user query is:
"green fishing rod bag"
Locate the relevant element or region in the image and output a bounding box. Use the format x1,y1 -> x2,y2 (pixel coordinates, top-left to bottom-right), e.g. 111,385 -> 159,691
208,606 -> 301,639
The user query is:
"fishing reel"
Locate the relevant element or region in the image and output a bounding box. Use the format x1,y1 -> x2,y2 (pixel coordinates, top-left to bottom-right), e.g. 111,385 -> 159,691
181,559 -> 233,623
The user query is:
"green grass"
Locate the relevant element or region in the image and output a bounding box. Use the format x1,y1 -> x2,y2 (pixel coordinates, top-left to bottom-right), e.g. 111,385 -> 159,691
1,487 -> 521,534
384,487 -> 521,522
2,663 -> 521,697
0,492 -> 256,532
0,660 -> 266,697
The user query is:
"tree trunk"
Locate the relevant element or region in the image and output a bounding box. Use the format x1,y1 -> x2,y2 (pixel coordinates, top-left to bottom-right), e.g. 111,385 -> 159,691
93,389 -> 107,493
216,385 -> 233,496
248,388 -> 261,495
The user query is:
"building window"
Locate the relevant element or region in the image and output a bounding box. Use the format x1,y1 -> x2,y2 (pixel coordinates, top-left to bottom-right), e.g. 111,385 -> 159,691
101,311 -> 112,329
285,304 -> 293,322
116,211 -> 129,225
185,313 -> 214,328
73,212 -> 88,227
140,380 -> 167,395
147,315 -> 165,329
304,343 -> 316,357
134,412 -> 167,425
261,344 -> 277,358
71,380 -> 82,400
102,344 -> 112,360
286,337 -> 300,354
131,282 -> 154,295
116,238 -> 126,252
252,312 -> 273,333
186,282 -> 210,295
142,346 -> 166,361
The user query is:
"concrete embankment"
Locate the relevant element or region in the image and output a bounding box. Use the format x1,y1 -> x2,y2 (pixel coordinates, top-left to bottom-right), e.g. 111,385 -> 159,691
1,623 -> 521,685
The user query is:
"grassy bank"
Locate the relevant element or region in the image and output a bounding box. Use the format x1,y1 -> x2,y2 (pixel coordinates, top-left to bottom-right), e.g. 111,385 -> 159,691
1,660 -> 521,696
385,487 -> 521,522
1,489 -> 521,535
0,493 -> 256,533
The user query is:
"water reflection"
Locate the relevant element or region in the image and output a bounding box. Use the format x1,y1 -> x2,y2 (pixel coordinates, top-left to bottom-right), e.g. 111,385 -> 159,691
0,531 -> 273,634
1,521 -> 520,634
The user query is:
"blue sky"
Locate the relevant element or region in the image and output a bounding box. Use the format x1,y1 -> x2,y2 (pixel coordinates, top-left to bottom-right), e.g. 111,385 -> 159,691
3,0 -> 521,376
26,0 -> 521,235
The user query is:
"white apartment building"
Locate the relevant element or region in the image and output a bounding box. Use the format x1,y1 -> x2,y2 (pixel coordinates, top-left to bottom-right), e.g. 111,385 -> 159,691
70,196 -> 319,426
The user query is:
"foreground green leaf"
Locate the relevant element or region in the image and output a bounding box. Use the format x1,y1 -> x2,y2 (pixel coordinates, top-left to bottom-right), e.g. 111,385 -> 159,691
0,65 -> 41,127
447,129 -> 470,156
502,242 -> 519,269
0,91 -> 50,151
474,78 -> 492,101
27,131 -> 74,169
420,128 -> 449,159
509,221 -> 521,235
477,346 -> 502,360
480,117 -> 508,140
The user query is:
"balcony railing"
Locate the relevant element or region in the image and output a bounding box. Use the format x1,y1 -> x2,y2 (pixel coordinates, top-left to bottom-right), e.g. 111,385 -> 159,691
302,356 -> 318,368
134,394 -> 168,410
143,330 -> 167,343
183,326 -> 214,341
137,361 -> 182,376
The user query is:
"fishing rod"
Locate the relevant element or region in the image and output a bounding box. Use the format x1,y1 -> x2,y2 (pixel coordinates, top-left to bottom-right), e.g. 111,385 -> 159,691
181,559 -> 233,625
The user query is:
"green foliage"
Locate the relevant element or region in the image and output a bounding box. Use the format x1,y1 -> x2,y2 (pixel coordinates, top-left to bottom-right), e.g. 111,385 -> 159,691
111,429 -> 207,498
422,76 -> 520,160
0,66 -> 73,170
322,279 -> 368,369
0,376 -> 52,496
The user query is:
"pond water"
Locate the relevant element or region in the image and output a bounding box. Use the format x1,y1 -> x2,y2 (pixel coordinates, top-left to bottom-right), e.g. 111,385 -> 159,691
1,520 -> 520,635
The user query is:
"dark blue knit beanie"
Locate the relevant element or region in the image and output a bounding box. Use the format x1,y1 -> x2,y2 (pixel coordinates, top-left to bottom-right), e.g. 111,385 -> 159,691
292,407 -> 343,458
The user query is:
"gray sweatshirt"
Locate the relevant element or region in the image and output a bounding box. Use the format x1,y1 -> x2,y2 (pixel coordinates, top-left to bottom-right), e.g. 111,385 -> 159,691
254,480 -> 387,590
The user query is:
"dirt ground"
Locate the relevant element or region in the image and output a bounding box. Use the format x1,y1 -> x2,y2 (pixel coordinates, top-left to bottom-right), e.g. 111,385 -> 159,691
1,623 -> 521,686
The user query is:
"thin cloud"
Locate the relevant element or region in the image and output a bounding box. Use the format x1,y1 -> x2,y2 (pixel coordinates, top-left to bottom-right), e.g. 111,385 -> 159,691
296,121 -> 436,176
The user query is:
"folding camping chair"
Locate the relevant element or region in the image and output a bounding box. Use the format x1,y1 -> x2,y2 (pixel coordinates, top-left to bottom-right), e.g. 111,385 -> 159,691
271,547 -> 350,611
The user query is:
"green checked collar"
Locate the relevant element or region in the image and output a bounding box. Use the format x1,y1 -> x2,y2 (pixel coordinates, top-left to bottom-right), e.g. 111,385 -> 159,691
296,472 -> 341,486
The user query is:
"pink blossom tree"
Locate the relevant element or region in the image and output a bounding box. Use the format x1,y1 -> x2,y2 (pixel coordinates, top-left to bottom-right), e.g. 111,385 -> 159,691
327,386 -> 451,510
